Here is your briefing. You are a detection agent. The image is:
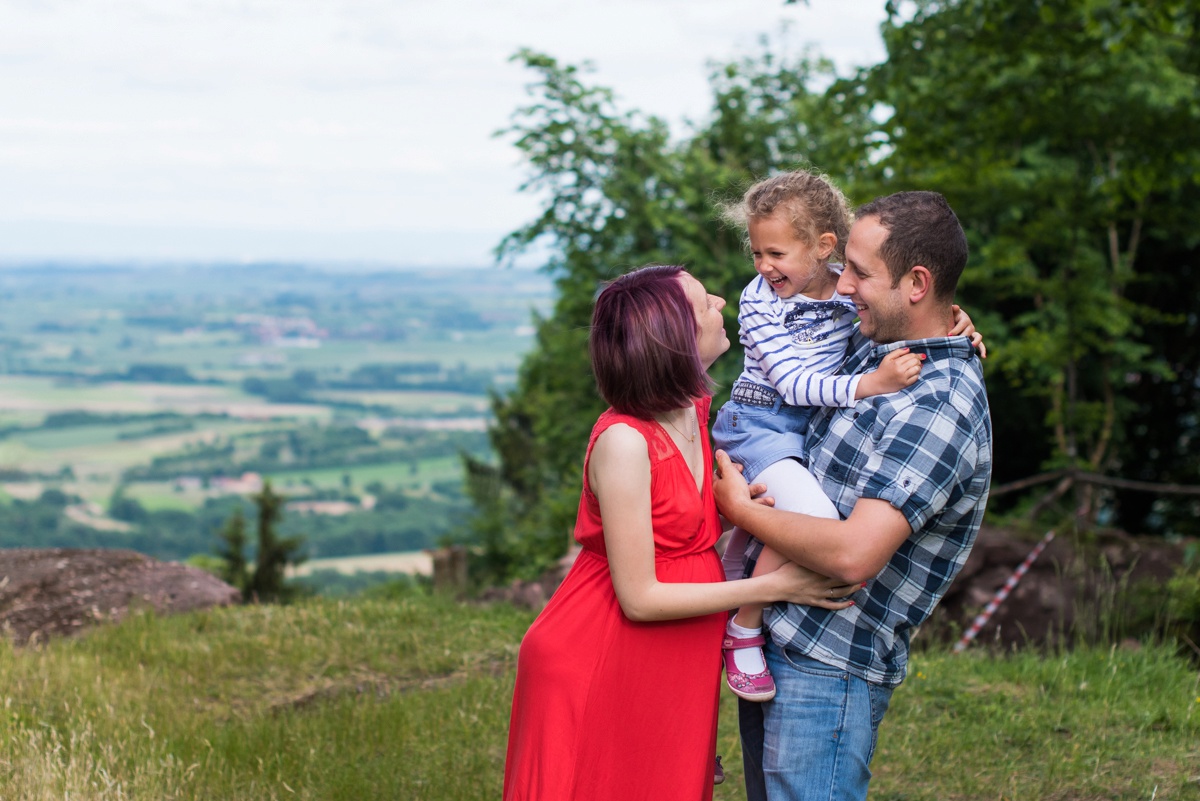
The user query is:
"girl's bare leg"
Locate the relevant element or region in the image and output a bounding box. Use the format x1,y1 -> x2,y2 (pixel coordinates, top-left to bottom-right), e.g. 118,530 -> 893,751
724,459 -> 841,683
732,545 -> 789,630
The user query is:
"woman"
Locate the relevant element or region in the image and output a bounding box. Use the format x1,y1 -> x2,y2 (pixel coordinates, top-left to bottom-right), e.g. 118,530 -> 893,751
502,265 -> 856,800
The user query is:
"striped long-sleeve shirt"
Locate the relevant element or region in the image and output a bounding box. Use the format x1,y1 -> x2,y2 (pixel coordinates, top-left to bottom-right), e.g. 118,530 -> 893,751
734,273 -> 862,408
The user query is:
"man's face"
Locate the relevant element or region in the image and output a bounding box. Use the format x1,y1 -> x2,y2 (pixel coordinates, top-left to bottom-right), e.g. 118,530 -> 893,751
839,216 -> 908,343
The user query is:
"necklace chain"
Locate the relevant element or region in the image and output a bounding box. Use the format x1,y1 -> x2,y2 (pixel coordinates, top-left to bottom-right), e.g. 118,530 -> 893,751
662,408 -> 697,443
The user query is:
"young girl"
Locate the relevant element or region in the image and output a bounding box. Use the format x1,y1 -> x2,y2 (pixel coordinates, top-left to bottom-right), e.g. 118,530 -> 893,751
713,172 -> 975,701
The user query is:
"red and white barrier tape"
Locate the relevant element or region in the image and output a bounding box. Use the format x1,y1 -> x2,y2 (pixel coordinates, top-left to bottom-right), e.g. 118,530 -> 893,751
952,530 -> 1056,654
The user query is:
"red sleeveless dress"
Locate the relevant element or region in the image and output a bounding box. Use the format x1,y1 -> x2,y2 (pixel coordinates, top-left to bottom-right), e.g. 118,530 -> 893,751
503,397 -> 726,801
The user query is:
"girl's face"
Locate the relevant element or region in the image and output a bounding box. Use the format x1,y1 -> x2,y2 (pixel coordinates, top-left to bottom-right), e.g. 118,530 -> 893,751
748,214 -> 837,300
678,272 -> 729,368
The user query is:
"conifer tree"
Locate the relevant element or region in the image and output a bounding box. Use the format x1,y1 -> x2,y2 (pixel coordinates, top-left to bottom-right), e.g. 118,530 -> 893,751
217,506 -> 250,593
245,480 -> 305,602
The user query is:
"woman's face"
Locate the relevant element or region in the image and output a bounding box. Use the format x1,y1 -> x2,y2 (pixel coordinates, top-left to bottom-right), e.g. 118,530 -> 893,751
678,273 -> 729,368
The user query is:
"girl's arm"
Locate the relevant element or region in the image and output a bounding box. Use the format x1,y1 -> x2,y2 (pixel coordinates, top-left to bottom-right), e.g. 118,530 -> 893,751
738,282 -> 864,407
590,423 -> 858,622
950,304 -> 987,358
741,289 -> 984,406
855,349 -> 924,398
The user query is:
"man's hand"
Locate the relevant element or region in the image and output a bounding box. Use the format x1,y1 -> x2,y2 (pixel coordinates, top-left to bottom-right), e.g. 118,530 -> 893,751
713,450 -> 757,527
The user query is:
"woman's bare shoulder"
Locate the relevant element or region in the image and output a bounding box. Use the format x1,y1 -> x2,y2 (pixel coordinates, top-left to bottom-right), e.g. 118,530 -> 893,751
592,422 -> 650,461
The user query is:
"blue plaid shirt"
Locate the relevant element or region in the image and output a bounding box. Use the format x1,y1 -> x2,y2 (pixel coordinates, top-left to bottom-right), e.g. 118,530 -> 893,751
753,333 -> 992,687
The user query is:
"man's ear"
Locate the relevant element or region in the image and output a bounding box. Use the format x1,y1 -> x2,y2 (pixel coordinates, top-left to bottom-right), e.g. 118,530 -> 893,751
908,265 -> 933,303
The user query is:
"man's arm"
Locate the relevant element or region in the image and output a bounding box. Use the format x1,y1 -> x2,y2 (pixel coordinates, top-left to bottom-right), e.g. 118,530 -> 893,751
713,450 -> 912,584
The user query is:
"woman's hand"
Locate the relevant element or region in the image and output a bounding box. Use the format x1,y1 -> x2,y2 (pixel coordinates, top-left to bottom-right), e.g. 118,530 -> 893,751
766,562 -> 861,610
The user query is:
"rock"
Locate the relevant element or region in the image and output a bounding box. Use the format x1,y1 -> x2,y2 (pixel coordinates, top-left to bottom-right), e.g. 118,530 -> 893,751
0,548 -> 241,645
932,527 -> 1189,650
477,546 -> 582,610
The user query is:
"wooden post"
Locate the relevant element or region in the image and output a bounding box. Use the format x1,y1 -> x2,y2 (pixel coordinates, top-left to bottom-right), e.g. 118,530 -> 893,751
430,545 -> 468,594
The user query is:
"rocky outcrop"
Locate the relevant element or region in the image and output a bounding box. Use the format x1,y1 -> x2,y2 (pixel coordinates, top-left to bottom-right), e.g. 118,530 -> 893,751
932,526 -> 1187,650
0,548 -> 241,645
476,547 -> 581,610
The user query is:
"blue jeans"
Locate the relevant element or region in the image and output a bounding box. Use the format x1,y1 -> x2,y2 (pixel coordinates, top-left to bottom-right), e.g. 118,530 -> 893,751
739,641 -> 893,801
712,398 -> 814,484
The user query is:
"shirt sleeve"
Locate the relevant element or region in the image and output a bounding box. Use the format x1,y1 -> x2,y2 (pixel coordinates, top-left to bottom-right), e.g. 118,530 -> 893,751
857,399 -> 980,532
738,281 -> 862,408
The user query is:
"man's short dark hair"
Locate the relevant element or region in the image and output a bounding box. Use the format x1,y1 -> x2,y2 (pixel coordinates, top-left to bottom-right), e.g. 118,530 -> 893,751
856,191 -> 968,300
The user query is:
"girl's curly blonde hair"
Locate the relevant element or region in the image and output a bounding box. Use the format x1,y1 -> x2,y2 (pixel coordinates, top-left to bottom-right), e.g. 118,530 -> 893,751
721,171 -> 853,264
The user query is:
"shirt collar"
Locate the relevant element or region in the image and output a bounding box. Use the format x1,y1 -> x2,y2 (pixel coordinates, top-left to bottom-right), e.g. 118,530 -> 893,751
867,336 -> 980,366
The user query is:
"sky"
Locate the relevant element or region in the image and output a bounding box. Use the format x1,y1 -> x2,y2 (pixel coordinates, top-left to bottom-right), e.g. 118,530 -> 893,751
0,0 -> 889,267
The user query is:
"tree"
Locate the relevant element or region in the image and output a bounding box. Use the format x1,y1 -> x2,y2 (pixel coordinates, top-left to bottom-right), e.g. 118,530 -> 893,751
244,480 -> 305,602
471,3 -> 1200,581
466,48 -> 875,582
865,0 -> 1200,529
217,506 -> 250,592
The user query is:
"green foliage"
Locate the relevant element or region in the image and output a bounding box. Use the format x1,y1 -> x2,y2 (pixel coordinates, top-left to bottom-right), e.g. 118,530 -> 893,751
121,423 -> 488,483
124,363 -> 197,383
283,506 -> 462,558
293,568 -> 427,599
217,506 -> 250,591
473,2 -> 1200,567
0,488 -> 248,559
467,47 -> 875,582
244,480 -> 305,603
0,482 -> 460,564
108,486 -> 148,523
867,0 -> 1200,527
1164,543 -> 1200,647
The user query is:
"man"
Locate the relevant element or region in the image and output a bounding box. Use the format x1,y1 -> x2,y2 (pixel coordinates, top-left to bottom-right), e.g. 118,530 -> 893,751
713,190 -> 993,801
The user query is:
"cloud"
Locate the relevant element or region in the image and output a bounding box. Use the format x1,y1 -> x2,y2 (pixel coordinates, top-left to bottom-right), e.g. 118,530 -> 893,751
0,0 -> 887,263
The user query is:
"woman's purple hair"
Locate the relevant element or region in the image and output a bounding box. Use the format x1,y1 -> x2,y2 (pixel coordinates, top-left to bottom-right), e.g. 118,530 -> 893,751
589,264 -> 712,418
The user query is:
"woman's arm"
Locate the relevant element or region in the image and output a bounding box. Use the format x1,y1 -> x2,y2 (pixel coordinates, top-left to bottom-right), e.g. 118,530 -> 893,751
590,424 -> 858,622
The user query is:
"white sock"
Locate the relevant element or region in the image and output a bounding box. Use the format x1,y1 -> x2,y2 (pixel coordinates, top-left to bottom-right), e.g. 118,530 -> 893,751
726,619 -> 767,675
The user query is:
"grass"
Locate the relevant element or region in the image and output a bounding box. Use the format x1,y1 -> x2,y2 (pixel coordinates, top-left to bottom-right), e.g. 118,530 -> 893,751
870,646 -> 1200,800
0,596 -> 1197,800
0,595 -> 532,800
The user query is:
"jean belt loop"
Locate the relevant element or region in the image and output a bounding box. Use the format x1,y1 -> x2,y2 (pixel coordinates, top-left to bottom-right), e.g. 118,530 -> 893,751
779,643 -> 803,670
731,381 -> 780,408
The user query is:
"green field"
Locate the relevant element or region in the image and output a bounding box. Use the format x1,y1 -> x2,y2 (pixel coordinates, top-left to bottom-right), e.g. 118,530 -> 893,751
0,596 -> 1196,800
308,388 -> 490,416
267,456 -> 467,490
116,454 -> 469,513
0,265 -> 549,562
